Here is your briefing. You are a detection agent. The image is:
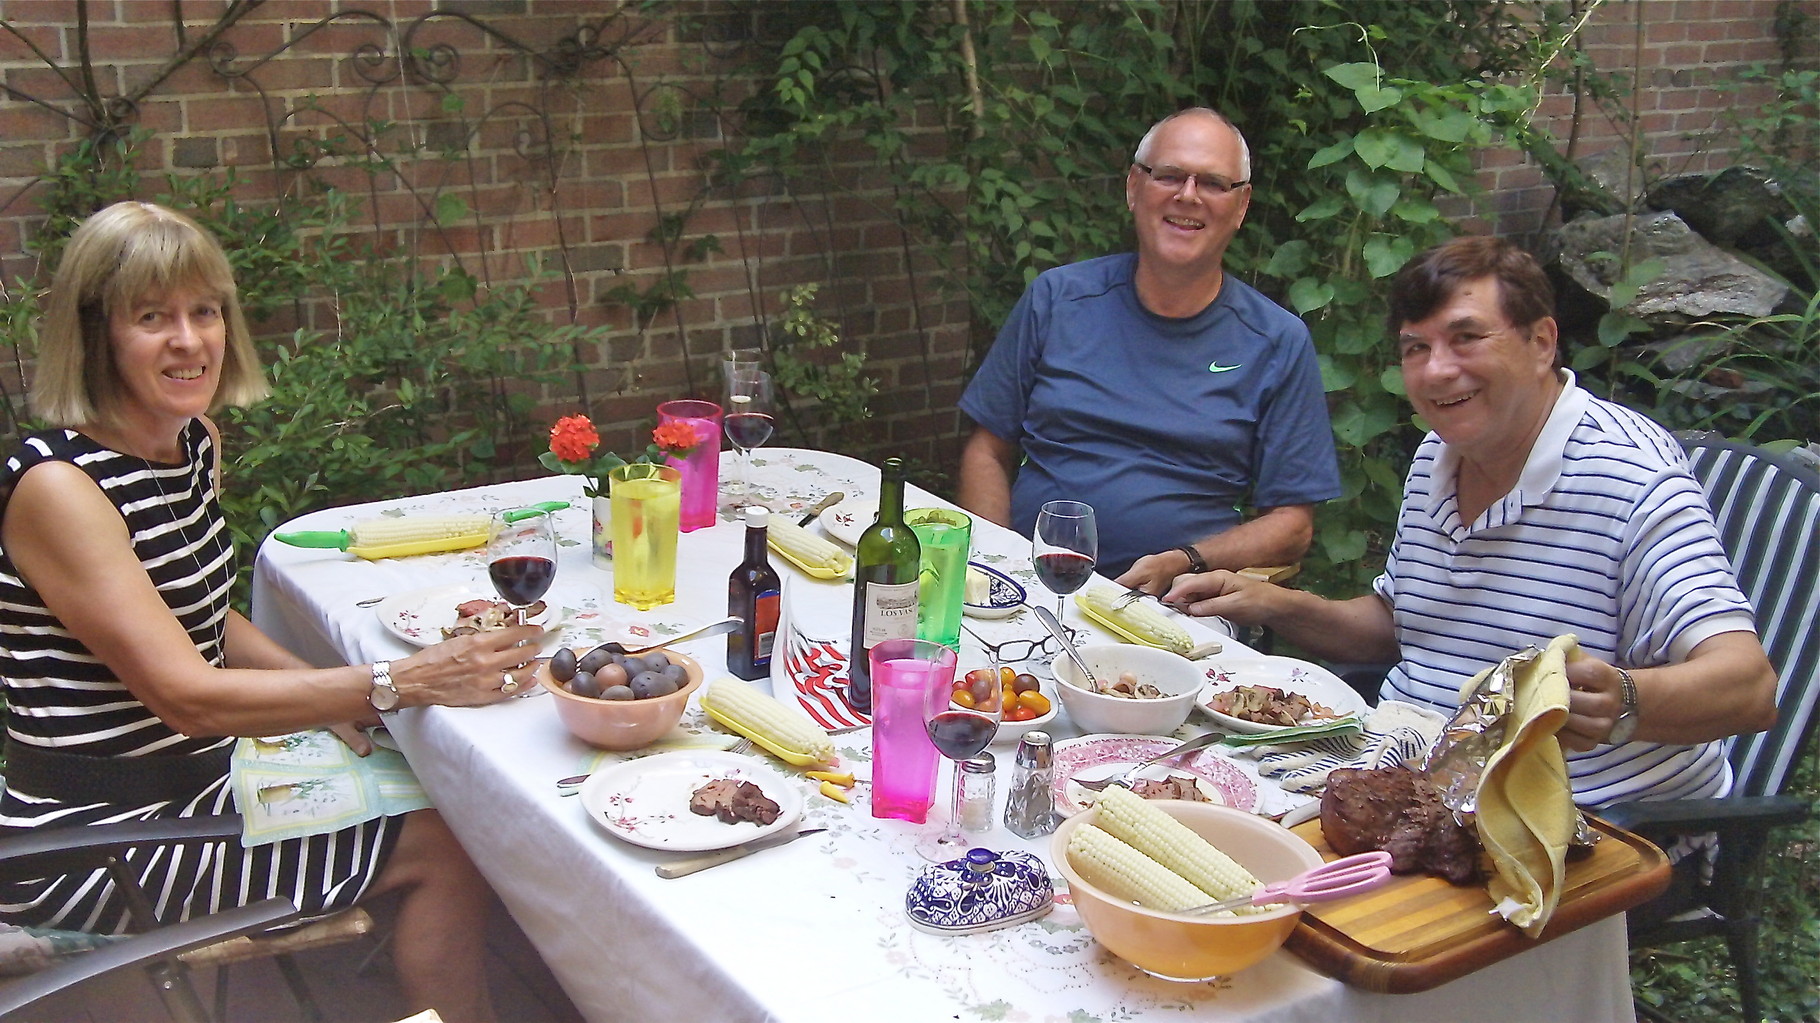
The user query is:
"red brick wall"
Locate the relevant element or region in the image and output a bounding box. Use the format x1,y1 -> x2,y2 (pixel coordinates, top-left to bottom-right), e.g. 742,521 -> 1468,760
2,0 -> 1809,478
0,0 -> 972,478
1464,0 -> 1813,244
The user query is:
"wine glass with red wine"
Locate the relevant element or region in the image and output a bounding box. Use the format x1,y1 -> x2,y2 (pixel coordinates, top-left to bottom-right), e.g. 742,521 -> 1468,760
1032,500 -> 1097,620
724,368 -> 775,508
487,508 -> 556,629
916,656 -> 1004,862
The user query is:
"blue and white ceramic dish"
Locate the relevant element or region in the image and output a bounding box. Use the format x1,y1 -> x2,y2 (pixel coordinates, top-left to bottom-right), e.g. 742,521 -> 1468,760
904,848 -> 1055,935
962,562 -> 1026,620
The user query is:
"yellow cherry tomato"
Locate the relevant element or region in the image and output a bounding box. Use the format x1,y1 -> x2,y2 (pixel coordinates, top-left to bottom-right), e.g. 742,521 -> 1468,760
951,688 -> 978,709
1022,692 -> 1052,716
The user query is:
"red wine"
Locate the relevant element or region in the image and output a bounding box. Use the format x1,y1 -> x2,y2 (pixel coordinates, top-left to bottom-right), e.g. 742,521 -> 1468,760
724,412 -> 775,451
1035,551 -> 1095,594
926,710 -> 997,760
490,555 -> 555,606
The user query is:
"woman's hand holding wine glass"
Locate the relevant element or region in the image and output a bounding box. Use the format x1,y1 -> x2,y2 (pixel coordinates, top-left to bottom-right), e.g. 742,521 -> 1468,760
487,509 -> 555,696
1033,499 -> 1098,620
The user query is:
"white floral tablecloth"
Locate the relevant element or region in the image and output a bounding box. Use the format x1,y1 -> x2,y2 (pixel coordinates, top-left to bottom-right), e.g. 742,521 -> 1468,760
250,448 -> 1635,1023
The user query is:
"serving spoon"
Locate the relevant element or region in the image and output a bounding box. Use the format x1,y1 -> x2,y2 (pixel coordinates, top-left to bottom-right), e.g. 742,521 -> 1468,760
1032,604 -> 1103,694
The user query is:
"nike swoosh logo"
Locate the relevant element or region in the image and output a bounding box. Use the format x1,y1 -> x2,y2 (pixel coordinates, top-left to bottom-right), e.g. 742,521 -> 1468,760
1207,362 -> 1243,373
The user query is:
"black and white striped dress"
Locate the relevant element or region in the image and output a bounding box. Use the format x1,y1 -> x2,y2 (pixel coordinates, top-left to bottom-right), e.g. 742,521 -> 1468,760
0,422 -> 398,934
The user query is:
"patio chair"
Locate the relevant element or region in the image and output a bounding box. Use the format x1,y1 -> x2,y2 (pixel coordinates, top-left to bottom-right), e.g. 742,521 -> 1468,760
0,812 -> 373,1023
1602,433 -> 1820,1023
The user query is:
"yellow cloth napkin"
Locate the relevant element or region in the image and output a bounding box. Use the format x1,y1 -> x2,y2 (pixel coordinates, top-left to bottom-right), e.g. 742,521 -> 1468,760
1473,634 -> 1580,937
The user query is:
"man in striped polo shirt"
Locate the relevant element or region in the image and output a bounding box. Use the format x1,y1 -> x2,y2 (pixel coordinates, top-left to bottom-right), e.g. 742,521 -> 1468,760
1163,236 -> 1777,811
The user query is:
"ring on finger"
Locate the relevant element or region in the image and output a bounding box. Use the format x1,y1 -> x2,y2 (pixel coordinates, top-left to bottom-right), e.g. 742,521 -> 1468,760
500,670 -> 520,695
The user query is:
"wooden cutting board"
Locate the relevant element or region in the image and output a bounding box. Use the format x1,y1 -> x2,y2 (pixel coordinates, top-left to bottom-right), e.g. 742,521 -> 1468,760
1283,815 -> 1670,993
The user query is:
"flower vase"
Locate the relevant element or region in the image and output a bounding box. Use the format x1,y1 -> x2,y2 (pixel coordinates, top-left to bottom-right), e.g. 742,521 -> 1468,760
656,399 -> 723,532
591,494 -> 612,566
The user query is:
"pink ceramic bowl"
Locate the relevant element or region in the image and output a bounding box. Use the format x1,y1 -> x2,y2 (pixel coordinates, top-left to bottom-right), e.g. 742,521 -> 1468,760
538,649 -> 704,750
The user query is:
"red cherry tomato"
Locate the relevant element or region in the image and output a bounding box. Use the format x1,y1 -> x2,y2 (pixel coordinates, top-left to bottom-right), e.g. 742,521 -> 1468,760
1006,706 -> 1038,722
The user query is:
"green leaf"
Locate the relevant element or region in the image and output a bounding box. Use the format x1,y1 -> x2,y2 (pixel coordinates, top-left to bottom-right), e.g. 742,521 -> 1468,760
1307,138 -> 1353,169
1353,129 -> 1397,170
1295,195 -> 1344,222
1324,62 -> 1382,92
1597,310 -> 1649,347
1413,107 -> 1473,143
1380,366 -> 1407,397
1263,240 -> 1312,277
1425,161 -> 1462,194
1384,135 -> 1426,173
439,92 -> 464,115
1319,527 -> 1369,564
434,193 -> 469,224
1345,169 -> 1400,216
1356,85 -> 1403,113
1288,277 -> 1336,314
1363,235 -> 1415,278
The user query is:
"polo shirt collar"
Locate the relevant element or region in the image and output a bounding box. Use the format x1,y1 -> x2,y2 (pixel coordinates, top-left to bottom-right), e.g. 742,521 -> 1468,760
1426,369 -> 1585,532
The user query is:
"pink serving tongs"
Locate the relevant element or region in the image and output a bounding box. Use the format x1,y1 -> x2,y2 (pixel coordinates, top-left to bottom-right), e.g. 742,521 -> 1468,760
1182,850 -> 1394,916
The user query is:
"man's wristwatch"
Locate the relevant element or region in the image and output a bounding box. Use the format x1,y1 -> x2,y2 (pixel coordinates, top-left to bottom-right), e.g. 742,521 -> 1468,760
369,660 -> 400,714
1608,667 -> 1639,744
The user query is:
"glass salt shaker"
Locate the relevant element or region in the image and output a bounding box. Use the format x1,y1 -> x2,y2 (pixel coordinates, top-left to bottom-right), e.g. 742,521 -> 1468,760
1004,730 -> 1058,838
959,753 -> 997,835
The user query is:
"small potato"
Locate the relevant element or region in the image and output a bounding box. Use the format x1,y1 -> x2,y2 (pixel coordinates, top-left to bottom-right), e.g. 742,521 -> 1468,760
565,670 -> 600,698
577,645 -> 616,675
549,647 -> 578,683
642,651 -> 671,670
598,685 -> 636,701
595,662 -> 630,690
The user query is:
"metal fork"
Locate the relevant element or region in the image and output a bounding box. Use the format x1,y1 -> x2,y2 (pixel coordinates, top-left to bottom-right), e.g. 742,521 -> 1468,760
1072,730 -> 1229,792
1112,587 -> 1151,610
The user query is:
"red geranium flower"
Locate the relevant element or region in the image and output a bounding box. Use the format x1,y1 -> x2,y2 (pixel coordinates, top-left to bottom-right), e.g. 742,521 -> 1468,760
651,420 -> 704,457
549,414 -> 600,464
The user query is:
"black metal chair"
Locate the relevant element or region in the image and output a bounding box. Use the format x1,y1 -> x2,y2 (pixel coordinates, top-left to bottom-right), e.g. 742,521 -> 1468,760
1602,434 -> 1820,1023
0,813 -> 373,1022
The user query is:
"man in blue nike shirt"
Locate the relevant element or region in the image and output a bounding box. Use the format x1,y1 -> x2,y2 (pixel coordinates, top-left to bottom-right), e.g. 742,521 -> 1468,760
957,107 -> 1341,584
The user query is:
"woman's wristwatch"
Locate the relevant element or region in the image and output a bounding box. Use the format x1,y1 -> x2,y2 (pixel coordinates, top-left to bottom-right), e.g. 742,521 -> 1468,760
369,660 -> 400,714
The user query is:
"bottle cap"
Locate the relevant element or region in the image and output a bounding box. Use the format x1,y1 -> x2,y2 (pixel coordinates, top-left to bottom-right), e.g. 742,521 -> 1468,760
961,753 -> 996,775
744,507 -> 769,528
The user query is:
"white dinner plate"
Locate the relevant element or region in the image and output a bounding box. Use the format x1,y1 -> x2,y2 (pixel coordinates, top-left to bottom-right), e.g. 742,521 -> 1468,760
373,581 -> 604,652
963,562 -> 1026,620
578,750 -> 805,852
1195,655 -> 1369,734
818,497 -> 876,547
1049,734 -> 1258,817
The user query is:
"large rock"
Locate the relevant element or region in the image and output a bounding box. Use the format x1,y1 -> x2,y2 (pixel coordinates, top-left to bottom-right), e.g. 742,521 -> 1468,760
1646,166 -> 1794,248
1559,148 -> 1646,220
1550,211 -> 1789,325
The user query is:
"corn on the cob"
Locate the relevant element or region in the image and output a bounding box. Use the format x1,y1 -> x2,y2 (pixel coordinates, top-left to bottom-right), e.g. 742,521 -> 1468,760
766,519 -> 853,577
1067,823 -> 1211,912
347,515 -> 492,558
701,677 -> 838,766
1093,786 -> 1261,904
1077,587 -> 1195,655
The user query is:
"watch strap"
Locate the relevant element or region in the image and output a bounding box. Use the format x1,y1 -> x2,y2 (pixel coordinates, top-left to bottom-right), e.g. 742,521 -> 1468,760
370,660 -> 400,713
1177,544 -> 1208,574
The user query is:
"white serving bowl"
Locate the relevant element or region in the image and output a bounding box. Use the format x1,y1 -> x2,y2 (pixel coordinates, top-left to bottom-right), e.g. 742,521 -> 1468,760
1051,644 -> 1202,734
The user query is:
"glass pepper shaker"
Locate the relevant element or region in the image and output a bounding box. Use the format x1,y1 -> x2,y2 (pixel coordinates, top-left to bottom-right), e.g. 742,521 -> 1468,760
959,753 -> 997,835
1004,730 -> 1058,838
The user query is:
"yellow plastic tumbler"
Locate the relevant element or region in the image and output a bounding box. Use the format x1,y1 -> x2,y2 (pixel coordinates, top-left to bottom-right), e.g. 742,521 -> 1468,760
609,463 -> 682,610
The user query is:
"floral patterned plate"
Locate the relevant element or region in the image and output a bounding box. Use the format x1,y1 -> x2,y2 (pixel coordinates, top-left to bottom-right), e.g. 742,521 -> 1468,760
373,581 -> 605,653
1195,655 -> 1368,735
818,496 -> 877,547
578,750 -> 804,852
1050,734 -> 1259,817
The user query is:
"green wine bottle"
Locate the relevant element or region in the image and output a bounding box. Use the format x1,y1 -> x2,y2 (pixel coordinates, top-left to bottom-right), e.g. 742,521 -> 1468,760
846,458 -> 920,713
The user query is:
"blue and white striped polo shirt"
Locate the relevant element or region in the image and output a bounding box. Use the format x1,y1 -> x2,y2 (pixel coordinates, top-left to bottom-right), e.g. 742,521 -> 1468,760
1372,373 -> 1754,807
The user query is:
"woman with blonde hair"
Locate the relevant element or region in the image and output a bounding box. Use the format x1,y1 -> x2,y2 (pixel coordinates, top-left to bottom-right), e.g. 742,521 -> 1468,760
1,201 -> 529,1022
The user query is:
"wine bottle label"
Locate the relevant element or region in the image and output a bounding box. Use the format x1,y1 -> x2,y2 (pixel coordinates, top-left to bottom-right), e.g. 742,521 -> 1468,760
859,579 -> 919,646
753,588 -> 781,662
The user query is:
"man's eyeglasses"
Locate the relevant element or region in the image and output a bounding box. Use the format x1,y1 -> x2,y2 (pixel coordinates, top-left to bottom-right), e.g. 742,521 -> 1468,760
1133,161 -> 1249,196
964,623 -> 1082,665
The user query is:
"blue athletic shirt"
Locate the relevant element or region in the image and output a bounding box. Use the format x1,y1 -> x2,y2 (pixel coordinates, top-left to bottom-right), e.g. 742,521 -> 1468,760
959,253 -> 1341,576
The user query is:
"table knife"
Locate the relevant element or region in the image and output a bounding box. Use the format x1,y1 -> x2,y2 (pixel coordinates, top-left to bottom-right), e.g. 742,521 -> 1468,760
655,827 -> 828,879
797,491 -> 845,526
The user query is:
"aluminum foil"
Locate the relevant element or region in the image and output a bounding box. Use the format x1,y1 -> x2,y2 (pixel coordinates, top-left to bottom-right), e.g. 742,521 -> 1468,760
1421,645 -> 1531,819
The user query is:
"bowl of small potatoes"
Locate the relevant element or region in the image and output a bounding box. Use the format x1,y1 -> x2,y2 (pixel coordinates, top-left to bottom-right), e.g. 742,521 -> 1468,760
538,645 -> 704,750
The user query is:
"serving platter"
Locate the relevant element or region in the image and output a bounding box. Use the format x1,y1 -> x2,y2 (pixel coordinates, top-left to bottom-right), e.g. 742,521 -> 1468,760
578,750 -> 805,852
1049,734 -> 1258,816
1196,655 -> 1369,734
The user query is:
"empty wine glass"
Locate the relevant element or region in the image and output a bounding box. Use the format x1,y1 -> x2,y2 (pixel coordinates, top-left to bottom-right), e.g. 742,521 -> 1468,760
916,653 -> 1004,862
487,509 -> 556,625
1033,500 -> 1097,620
724,368 -> 775,508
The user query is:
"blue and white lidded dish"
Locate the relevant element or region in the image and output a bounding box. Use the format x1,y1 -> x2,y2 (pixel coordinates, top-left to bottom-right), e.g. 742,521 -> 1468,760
904,848 -> 1054,935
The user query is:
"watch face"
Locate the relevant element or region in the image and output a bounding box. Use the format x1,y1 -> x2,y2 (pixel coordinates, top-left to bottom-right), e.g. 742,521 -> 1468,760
1609,712 -> 1638,745
370,682 -> 399,712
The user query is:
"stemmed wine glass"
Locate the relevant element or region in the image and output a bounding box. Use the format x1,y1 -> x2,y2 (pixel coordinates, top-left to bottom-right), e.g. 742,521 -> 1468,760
723,366 -> 775,508
487,509 -> 556,626
1033,500 -> 1097,620
916,655 -> 1005,862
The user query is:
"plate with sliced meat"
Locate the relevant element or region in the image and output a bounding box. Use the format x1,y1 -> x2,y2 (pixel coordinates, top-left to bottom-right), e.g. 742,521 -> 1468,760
1195,655 -> 1368,735
578,750 -> 804,851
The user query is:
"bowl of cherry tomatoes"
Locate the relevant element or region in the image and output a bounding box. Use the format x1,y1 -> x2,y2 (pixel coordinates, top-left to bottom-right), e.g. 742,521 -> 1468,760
950,665 -> 1057,744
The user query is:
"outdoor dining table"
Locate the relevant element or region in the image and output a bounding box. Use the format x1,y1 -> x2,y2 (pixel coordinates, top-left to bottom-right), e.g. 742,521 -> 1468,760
250,447 -> 1638,1023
